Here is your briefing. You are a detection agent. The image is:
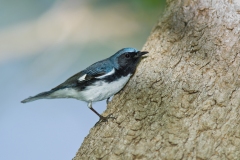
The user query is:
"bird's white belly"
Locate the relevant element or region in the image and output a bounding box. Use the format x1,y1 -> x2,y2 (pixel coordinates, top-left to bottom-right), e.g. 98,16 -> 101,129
81,74 -> 131,102
50,74 -> 131,102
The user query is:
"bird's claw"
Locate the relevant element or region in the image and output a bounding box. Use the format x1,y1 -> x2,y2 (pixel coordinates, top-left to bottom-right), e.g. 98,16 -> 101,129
94,114 -> 116,126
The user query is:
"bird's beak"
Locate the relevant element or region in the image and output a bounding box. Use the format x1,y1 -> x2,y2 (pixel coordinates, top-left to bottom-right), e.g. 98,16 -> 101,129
135,51 -> 149,57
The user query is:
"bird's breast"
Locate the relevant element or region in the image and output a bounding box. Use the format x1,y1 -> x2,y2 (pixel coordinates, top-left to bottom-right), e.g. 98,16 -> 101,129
80,74 -> 132,102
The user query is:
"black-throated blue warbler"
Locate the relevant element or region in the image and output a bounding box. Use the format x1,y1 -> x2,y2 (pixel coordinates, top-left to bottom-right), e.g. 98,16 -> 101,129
21,48 -> 148,123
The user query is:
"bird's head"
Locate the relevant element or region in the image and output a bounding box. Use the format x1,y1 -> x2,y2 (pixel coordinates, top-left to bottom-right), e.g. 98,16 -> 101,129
110,48 -> 148,73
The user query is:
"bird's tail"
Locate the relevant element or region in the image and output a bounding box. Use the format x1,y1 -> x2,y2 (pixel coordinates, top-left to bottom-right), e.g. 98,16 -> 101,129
21,90 -> 54,103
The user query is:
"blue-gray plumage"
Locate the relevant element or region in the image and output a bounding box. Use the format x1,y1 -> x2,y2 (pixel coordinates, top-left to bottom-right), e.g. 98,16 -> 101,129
21,48 -> 148,123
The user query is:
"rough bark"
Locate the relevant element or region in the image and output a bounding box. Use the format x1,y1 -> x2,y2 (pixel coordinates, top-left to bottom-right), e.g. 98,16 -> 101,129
73,0 -> 240,159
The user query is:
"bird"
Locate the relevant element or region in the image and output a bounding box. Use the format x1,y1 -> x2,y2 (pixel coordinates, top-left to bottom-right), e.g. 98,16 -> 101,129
21,48 -> 148,123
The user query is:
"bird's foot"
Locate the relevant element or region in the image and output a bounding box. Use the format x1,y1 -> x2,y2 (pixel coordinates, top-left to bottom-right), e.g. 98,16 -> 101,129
94,114 -> 116,126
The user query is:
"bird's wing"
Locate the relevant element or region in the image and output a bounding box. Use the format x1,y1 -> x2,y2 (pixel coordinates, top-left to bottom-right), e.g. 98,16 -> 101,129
77,60 -> 115,82
51,61 -> 113,91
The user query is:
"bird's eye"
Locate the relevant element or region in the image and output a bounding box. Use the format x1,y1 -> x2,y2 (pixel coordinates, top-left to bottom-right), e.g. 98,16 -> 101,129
125,53 -> 130,58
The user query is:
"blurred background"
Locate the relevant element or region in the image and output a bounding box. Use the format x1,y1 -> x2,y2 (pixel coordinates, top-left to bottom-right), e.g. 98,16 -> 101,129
0,0 -> 165,159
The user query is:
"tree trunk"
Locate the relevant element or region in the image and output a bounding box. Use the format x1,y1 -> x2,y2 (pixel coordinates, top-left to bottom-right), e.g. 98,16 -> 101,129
73,0 -> 240,159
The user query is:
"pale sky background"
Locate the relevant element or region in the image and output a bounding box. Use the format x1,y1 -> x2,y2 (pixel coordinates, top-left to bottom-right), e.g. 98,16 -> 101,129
0,0 -> 165,159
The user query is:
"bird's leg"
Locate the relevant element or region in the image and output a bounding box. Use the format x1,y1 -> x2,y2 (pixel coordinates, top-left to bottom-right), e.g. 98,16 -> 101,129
106,97 -> 110,104
87,102 -> 115,125
88,101 -> 102,118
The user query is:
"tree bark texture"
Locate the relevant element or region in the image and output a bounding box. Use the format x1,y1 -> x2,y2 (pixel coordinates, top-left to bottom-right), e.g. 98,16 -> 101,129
74,0 -> 240,159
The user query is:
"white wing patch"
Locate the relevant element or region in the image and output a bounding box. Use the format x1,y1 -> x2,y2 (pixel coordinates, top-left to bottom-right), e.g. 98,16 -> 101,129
96,68 -> 115,79
78,74 -> 87,81
78,68 -> 115,81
